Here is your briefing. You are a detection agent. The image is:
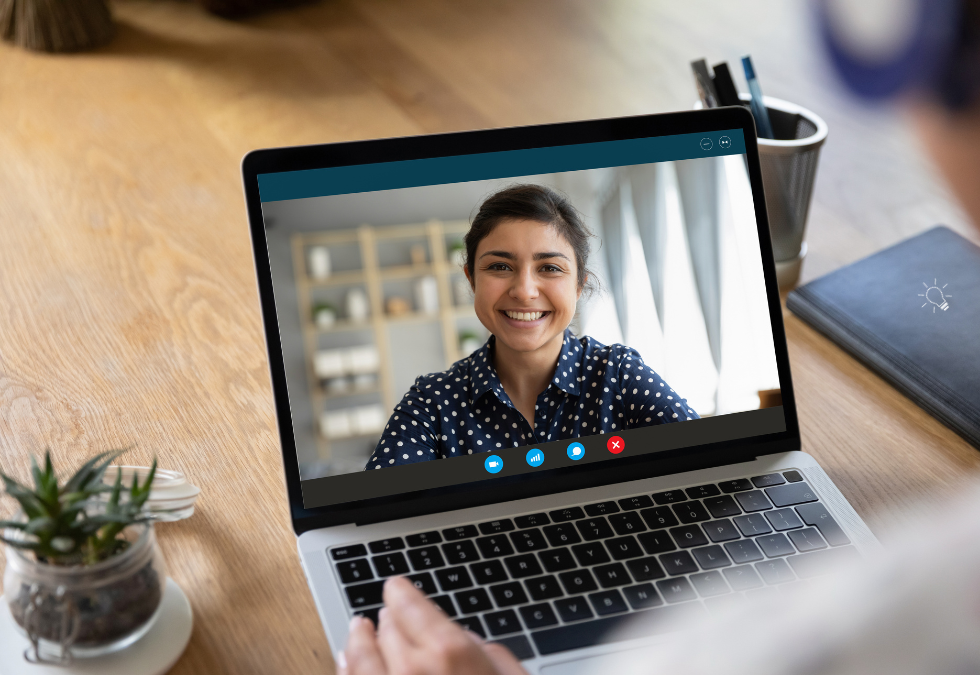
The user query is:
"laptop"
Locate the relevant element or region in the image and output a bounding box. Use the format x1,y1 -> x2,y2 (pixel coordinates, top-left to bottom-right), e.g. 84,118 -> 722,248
241,107 -> 879,672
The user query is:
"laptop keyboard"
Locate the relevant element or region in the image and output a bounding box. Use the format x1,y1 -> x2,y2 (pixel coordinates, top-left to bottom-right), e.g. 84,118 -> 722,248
330,470 -> 859,660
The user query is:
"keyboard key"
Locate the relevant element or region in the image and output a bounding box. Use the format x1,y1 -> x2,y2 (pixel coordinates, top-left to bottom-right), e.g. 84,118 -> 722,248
656,577 -> 697,603
766,508 -> 804,531
691,545 -> 732,570
443,525 -> 479,540
719,478 -> 753,493
515,513 -> 550,528
735,490 -> 773,512
787,546 -> 860,579
406,572 -> 437,595
724,539 -> 764,564
476,535 -> 514,558
559,569 -> 599,594
575,517 -> 614,541
455,615 -> 485,638
659,551 -> 698,576
479,519 -> 515,535
652,490 -> 687,505
509,529 -> 548,552
605,535 -> 644,560
690,571 -> 731,597
525,575 -> 564,601
532,603 -> 705,655
795,503 -> 851,546
685,484 -> 721,499
626,556 -> 666,581
407,546 -> 445,571
331,544 -> 367,560
539,547 -> 577,572
639,506 -> 679,530
788,528 -> 827,552
670,524 -> 708,548
442,540 -> 480,564
490,582 -> 528,607
637,531 -> 676,554
783,470 -> 804,483
491,635 -> 534,660
589,589 -> 628,615
585,501 -> 620,516
622,583 -> 662,609
549,507 -> 586,522
755,558 -> 796,584
454,588 -> 493,614
756,533 -> 796,558
504,554 -> 543,578
766,482 -> 818,508
672,501 -> 711,524
554,596 -> 594,622
543,523 -> 582,547
723,564 -> 764,591
431,594 -> 457,616
703,495 -> 742,519
618,495 -> 654,511
572,541 -> 611,566
470,560 -> 508,585
485,609 -> 522,636
368,538 -> 405,553
355,606 -> 380,626
703,519 -> 741,543
406,531 -> 442,547
520,603 -> 559,629
751,473 -> 786,488
372,552 -> 409,577
435,566 -> 473,591
608,511 -> 647,536
593,563 -> 631,588
337,559 -> 374,584
734,513 -> 773,537
345,580 -> 385,608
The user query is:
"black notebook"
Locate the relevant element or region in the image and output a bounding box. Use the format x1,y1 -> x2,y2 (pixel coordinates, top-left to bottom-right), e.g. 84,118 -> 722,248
787,226 -> 980,448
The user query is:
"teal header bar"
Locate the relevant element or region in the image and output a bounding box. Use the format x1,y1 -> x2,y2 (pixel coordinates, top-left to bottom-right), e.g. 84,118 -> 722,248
258,129 -> 745,202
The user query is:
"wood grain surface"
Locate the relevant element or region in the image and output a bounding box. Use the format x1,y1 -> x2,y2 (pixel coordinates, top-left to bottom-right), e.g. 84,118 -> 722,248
1,1 -> 978,673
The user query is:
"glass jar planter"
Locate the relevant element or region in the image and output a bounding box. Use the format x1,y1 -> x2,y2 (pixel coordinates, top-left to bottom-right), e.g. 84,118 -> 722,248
3,522 -> 167,663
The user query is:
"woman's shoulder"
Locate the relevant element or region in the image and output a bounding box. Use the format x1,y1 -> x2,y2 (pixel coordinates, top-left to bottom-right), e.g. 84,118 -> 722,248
575,334 -> 641,362
409,353 -> 477,391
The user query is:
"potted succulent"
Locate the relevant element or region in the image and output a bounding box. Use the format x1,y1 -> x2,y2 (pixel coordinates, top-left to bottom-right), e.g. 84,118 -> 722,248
1,450 -> 165,663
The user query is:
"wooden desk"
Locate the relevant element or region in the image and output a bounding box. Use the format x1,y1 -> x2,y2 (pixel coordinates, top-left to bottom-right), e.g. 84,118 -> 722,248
1,1 -> 978,672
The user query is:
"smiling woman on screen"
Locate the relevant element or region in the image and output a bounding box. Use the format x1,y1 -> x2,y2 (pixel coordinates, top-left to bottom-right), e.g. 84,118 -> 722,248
365,184 -> 699,470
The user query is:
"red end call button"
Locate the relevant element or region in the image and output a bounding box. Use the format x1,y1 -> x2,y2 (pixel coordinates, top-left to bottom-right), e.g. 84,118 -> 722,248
606,436 -> 625,454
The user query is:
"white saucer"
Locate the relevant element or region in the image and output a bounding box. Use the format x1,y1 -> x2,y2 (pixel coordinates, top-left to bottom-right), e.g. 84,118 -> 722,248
0,578 -> 193,675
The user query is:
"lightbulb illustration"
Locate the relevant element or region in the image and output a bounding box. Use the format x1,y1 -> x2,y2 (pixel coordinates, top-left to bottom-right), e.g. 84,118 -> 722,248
918,279 -> 951,313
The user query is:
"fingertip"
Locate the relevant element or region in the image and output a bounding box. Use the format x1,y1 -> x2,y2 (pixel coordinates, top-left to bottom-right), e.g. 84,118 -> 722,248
337,650 -> 347,671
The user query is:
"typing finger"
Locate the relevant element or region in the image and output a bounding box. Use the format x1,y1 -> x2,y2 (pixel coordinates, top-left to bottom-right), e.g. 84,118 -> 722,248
382,576 -> 455,646
376,606 -> 417,670
483,642 -> 532,675
344,616 -> 388,675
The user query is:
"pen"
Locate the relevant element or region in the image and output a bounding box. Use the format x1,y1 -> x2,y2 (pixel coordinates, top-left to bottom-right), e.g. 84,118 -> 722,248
710,62 -> 742,107
741,55 -> 775,138
691,59 -> 718,108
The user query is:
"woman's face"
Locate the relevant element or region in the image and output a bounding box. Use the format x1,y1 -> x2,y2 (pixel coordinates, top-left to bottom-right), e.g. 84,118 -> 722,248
465,218 -> 583,356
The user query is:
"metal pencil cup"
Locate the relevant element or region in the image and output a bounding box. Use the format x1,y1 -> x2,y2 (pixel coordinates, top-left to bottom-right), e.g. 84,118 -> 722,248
742,94 -> 828,289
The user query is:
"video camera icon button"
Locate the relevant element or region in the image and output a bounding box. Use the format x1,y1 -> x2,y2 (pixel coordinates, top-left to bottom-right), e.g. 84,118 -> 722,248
526,449 -> 544,467
607,436 -> 625,454
567,442 -> 585,461
485,455 -> 503,474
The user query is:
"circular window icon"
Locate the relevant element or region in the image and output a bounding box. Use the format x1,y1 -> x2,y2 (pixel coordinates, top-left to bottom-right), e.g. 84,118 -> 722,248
567,442 -> 585,461
719,135 -> 732,149
526,448 -> 544,467
484,455 -> 503,474
700,137 -> 713,151
606,436 -> 625,454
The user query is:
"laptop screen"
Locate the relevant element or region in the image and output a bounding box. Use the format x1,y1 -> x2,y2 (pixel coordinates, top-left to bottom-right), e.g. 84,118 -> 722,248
256,128 -> 785,510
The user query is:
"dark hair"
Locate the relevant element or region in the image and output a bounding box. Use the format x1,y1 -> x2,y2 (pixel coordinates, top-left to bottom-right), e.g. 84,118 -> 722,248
464,184 -> 595,293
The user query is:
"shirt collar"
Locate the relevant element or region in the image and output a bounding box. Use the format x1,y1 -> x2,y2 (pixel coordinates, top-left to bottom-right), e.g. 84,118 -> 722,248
467,330 -> 583,405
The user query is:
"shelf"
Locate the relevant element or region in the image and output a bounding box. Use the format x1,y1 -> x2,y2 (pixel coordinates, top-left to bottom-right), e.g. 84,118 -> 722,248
454,305 -> 476,317
306,269 -> 365,288
321,386 -> 381,401
315,319 -> 373,334
379,263 -> 433,280
385,310 -> 441,324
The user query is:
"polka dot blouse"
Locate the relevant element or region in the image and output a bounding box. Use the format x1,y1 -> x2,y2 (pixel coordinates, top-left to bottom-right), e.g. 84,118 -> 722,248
366,329 -> 699,470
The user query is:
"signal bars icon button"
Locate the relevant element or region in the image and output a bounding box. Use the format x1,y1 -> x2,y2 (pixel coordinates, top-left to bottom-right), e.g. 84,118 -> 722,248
526,449 -> 544,467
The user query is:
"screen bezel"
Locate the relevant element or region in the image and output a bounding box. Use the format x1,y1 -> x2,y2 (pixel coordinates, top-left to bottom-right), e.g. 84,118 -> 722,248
241,107 -> 801,535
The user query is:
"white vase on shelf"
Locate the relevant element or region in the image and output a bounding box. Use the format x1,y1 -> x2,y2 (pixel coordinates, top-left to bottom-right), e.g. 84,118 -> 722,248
346,288 -> 370,322
307,246 -> 332,280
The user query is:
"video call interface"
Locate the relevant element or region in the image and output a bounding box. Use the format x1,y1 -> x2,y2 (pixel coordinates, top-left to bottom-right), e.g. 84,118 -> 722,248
258,130 -> 786,509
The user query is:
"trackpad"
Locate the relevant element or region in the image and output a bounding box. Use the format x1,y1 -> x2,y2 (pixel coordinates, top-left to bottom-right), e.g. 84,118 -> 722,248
539,643 -> 666,675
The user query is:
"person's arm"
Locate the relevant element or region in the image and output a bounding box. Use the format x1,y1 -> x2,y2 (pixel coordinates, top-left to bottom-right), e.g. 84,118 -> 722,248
612,346 -> 699,427
366,379 -> 442,469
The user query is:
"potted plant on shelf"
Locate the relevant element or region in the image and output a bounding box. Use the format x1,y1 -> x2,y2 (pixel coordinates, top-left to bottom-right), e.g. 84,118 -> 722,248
1,450 -> 165,663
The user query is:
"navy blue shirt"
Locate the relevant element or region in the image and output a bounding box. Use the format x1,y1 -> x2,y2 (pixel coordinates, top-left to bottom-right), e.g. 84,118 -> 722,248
366,330 -> 699,469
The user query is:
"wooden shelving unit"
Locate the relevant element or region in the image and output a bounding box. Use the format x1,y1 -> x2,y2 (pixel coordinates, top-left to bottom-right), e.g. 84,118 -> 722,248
291,220 -> 476,462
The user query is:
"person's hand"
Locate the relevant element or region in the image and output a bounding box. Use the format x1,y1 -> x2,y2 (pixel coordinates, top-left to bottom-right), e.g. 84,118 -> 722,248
338,576 -> 529,675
